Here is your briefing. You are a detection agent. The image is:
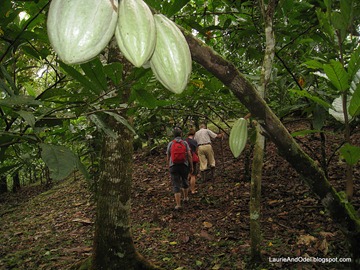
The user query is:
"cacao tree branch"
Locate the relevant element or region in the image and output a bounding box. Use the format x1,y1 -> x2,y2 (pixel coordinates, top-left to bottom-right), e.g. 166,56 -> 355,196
182,30 -> 360,265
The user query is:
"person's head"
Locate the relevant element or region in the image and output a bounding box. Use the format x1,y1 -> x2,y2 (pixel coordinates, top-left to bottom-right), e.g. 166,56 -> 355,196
200,123 -> 207,129
187,128 -> 195,136
173,127 -> 182,137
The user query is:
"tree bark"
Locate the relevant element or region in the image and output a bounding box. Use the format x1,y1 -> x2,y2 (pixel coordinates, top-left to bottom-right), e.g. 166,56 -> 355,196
183,30 -> 360,267
92,117 -> 158,270
0,175 -> 7,194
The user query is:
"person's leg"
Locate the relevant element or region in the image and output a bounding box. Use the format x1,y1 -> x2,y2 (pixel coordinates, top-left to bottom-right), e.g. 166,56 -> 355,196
190,162 -> 198,193
180,164 -> 190,201
170,166 -> 182,209
174,193 -> 181,209
198,146 -> 208,180
207,146 -> 216,180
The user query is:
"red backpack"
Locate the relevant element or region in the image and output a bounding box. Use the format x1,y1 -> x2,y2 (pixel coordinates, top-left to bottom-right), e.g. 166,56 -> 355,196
170,140 -> 187,164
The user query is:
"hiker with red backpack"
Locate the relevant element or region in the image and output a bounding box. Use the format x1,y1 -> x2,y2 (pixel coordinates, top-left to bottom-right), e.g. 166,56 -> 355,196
166,127 -> 193,210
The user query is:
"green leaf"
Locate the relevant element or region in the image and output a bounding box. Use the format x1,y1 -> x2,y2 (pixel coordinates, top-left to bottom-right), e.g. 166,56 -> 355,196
291,129 -> 322,137
348,47 -> 360,80
40,143 -> 78,180
104,111 -> 136,135
303,59 -> 324,69
339,143 -> 360,166
81,58 -> 107,92
0,65 -> 16,96
290,89 -> 331,109
0,95 -> 42,107
88,114 -> 117,139
349,82 -> 360,117
104,62 -> 123,85
59,62 -> 101,95
16,110 -> 36,127
323,60 -> 349,92
132,88 -> 158,109
164,0 -> 190,17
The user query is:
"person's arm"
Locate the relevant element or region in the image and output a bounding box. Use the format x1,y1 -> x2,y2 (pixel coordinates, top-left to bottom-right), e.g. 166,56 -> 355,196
187,149 -> 193,172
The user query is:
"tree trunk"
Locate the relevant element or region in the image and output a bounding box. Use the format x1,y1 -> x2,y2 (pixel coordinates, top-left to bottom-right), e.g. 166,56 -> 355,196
184,30 -> 360,268
250,0 -> 277,262
0,175 -> 7,194
12,172 -> 20,193
92,117 -> 158,270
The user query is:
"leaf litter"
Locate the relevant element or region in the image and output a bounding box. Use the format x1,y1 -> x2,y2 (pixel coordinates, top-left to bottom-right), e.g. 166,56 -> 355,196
0,121 -> 358,269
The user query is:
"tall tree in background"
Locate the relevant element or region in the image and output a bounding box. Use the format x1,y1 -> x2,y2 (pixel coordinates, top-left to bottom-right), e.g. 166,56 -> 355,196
250,0 -> 278,262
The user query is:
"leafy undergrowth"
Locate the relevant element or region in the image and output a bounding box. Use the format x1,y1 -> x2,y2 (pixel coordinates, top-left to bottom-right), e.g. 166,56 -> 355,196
0,121 -> 359,270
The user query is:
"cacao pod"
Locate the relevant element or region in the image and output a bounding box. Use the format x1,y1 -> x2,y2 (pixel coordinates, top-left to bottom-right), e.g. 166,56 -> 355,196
229,118 -> 248,158
150,14 -> 192,94
115,0 -> 156,68
47,0 -> 118,64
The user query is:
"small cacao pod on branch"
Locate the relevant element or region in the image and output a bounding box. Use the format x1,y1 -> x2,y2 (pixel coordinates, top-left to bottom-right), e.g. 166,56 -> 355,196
229,118 -> 248,158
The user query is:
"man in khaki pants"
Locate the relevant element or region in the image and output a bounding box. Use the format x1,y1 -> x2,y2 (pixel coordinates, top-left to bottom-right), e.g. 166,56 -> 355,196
194,124 -> 223,181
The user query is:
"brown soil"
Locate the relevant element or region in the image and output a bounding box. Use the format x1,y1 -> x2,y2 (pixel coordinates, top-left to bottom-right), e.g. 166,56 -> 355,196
0,120 -> 358,270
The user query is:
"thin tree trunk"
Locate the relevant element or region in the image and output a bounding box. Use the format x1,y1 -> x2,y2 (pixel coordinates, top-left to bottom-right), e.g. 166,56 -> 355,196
12,172 -> 20,193
250,0 -> 277,262
184,29 -> 360,268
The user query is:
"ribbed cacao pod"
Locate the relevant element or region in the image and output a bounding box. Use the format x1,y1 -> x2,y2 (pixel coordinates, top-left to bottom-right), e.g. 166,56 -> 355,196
115,0 -> 156,68
47,0 -> 118,64
150,14 -> 192,94
229,118 -> 248,158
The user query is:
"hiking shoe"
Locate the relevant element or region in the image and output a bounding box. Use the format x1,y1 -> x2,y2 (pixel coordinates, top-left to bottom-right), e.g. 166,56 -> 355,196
175,205 -> 181,210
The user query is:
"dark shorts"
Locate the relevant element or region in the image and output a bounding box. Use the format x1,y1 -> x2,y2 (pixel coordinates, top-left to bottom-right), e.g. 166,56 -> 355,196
169,164 -> 189,193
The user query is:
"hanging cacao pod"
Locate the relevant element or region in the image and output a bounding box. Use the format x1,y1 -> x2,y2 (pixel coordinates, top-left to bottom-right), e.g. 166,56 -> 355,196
229,118 -> 248,158
47,0 -> 118,64
150,14 -> 192,94
115,0 -> 156,68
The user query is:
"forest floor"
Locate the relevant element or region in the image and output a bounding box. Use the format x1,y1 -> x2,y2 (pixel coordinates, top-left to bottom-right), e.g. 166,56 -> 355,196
0,120 -> 359,270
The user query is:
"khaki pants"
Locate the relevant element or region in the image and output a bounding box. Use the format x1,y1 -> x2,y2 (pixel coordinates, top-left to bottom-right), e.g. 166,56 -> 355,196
198,144 -> 215,171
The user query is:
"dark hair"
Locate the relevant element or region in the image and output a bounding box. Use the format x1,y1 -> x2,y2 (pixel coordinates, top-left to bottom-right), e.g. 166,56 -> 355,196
187,128 -> 195,136
173,127 -> 182,137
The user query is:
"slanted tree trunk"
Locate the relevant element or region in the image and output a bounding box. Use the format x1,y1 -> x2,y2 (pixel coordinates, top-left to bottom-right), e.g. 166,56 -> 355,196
184,30 -> 360,268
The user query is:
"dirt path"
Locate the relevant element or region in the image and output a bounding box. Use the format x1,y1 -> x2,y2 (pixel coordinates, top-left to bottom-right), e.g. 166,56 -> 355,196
0,121 -> 358,269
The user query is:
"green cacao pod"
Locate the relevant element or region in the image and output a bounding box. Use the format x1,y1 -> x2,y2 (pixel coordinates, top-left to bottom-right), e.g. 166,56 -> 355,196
47,0 -> 118,64
229,118 -> 248,158
115,0 -> 156,68
150,14 -> 192,94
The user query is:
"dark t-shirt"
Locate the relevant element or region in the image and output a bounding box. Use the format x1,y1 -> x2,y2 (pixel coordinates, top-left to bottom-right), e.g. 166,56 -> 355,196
186,137 -> 198,153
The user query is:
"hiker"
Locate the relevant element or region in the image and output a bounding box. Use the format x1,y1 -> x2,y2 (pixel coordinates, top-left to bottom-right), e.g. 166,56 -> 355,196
186,128 -> 199,194
194,123 -> 223,181
166,127 -> 193,210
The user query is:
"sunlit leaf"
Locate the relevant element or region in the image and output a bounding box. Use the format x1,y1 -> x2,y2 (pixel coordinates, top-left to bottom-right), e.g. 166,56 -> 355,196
323,60 -> 349,92
339,143 -> 360,166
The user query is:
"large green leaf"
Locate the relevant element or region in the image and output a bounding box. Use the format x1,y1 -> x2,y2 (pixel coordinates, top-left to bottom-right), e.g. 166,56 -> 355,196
349,81 -> 360,117
323,60 -> 349,92
339,143 -> 360,166
103,62 -> 123,85
290,89 -> 331,109
164,0 -> 190,17
348,47 -> 360,80
59,62 -> 101,95
88,114 -> 117,139
0,95 -> 42,107
40,143 -> 78,180
80,58 -> 107,92
104,111 -> 136,135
